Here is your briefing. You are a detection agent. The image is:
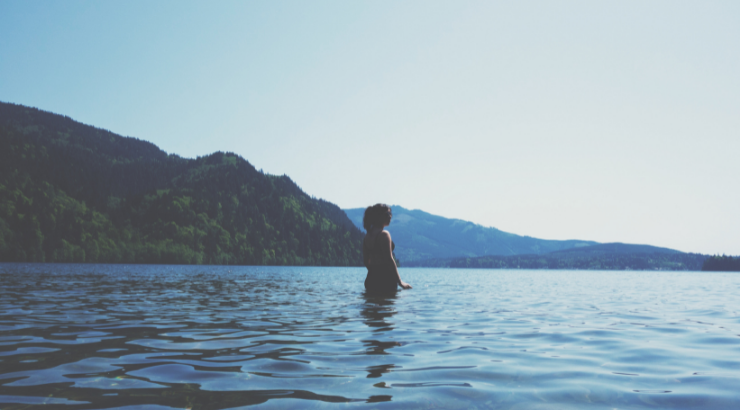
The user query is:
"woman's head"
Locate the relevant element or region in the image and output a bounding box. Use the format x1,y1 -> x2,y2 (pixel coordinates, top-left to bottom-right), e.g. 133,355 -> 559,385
363,204 -> 392,231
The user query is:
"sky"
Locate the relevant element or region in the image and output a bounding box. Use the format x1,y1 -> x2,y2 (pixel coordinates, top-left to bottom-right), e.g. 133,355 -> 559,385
1,1 -> 738,255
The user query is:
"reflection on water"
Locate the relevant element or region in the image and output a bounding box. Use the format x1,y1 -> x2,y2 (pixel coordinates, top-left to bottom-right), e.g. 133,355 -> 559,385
361,292 -> 402,360
0,263 -> 739,409
361,292 -> 401,383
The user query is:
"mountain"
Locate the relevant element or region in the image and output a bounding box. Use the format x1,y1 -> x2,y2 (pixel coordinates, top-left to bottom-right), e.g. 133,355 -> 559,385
406,243 -> 707,271
344,207 -> 707,271
344,206 -> 597,263
0,102 -> 363,265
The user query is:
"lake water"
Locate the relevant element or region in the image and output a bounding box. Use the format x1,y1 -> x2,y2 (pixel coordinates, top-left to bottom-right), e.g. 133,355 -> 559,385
0,264 -> 739,409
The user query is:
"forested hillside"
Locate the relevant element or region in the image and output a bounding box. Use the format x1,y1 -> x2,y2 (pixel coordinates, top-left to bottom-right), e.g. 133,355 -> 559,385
0,102 -> 363,265
702,255 -> 740,271
344,206 -> 597,262
405,243 -> 708,271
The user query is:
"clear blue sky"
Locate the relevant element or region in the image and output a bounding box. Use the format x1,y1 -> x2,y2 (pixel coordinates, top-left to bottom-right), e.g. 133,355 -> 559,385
1,1 -> 738,255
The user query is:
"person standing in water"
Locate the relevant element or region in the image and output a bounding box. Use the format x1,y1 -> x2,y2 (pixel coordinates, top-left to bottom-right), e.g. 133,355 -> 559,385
363,204 -> 412,293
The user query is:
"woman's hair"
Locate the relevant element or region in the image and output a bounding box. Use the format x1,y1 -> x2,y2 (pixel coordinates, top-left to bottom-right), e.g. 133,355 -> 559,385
363,203 -> 392,231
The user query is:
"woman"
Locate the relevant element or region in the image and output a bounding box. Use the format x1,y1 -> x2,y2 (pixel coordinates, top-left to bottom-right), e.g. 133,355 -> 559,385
363,204 -> 412,293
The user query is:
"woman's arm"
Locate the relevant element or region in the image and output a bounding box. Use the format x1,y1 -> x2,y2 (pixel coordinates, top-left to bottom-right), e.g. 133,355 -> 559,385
378,231 -> 412,289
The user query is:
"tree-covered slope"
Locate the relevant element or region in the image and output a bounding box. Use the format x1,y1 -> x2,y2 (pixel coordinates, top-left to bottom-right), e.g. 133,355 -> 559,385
344,206 -> 597,262
407,243 -> 707,271
702,255 -> 740,271
0,102 -> 363,265
547,242 -> 681,256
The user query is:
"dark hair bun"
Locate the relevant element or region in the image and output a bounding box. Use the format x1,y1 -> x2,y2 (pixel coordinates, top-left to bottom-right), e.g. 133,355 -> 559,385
363,204 -> 392,231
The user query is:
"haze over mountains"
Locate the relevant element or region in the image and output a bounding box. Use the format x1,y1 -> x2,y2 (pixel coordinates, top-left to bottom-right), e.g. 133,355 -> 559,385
0,101 -> 729,270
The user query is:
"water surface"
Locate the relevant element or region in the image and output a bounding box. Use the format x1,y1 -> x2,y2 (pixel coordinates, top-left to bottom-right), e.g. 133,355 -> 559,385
1,264 -> 739,409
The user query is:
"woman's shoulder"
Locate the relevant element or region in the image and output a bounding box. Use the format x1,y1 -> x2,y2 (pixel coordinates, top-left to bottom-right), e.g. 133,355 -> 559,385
364,230 -> 391,244
376,230 -> 392,243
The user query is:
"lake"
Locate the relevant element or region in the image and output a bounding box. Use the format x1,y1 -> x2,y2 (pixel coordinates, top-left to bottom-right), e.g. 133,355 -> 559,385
0,264 -> 739,409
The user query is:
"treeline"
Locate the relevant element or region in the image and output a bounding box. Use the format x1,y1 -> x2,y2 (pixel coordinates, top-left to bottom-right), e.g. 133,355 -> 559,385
702,255 -> 740,272
406,252 -> 709,271
0,102 -> 364,265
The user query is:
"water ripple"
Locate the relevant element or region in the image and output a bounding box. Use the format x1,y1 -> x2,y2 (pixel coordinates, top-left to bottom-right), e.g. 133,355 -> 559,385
1,264 -> 739,409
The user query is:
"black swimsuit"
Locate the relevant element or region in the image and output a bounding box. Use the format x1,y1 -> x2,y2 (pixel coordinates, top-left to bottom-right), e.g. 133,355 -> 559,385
364,235 -> 398,293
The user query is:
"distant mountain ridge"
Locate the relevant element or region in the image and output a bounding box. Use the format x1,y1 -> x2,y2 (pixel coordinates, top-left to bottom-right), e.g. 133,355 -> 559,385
0,102 -> 363,265
343,207 -> 710,271
344,206 -> 598,262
